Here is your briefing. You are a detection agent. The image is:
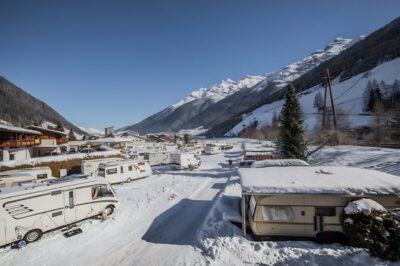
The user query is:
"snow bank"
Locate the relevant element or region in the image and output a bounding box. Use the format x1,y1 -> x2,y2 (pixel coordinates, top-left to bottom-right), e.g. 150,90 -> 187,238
344,199 -> 387,215
0,151 -> 121,168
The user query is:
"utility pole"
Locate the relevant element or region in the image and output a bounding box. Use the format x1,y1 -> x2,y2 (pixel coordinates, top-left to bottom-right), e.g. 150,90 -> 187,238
321,69 -> 337,131
326,69 -> 337,130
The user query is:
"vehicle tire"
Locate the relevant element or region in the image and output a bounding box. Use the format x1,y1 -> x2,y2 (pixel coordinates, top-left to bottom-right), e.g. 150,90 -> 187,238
126,178 -> 132,183
23,229 -> 43,243
104,205 -> 115,216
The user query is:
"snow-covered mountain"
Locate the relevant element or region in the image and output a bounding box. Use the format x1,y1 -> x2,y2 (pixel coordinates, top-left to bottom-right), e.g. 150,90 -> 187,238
79,127 -> 103,136
124,38 -> 351,134
172,75 -> 266,109
228,58 -> 400,135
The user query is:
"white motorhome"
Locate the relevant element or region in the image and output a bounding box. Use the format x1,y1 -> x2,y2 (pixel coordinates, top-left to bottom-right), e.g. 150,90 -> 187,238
81,157 -> 123,176
0,167 -> 55,187
182,143 -> 204,155
0,177 -> 118,247
98,160 -> 151,184
239,166 -> 400,240
142,151 -> 170,166
170,152 -> 201,170
204,145 -> 221,155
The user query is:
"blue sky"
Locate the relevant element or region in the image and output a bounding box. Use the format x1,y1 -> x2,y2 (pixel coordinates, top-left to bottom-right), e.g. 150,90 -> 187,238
1,0 -> 400,129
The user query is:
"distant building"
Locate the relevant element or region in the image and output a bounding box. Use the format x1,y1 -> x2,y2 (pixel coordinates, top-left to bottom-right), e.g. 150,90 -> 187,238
0,124 -> 41,161
104,126 -> 115,137
25,125 -> 68,157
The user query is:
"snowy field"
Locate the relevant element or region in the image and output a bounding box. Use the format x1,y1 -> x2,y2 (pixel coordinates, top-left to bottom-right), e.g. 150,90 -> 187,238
1,139 -> 399,265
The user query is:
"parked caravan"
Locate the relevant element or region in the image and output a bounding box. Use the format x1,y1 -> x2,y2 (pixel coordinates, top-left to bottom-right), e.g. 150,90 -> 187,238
204,145 -> 221,155
170,152 -> 201,170
81,157 -> 123,176
98,160 -> 151,184
238,166 -> 400,240
0,177 -> 118,247
0,167 -> 55,187
142,152 -> 170,166
182,144 -> 204,155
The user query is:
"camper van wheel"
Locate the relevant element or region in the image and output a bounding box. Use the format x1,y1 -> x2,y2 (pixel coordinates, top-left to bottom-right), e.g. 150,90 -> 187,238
126,178 -> 132,183
105,205 -> 115,216
23,229 -> 43,243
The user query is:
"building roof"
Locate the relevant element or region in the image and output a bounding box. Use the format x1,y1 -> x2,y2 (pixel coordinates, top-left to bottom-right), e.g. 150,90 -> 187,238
0,124 -> 42,135
26,125 -> 67,136
239,166 -> 400,196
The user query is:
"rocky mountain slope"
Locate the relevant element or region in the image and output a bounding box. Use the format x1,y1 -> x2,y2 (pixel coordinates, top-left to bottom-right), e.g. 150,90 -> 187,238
0,76 -> 84,134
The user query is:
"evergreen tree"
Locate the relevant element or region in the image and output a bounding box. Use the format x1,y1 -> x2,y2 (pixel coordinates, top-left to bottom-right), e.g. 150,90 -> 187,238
277,85 -> 306,160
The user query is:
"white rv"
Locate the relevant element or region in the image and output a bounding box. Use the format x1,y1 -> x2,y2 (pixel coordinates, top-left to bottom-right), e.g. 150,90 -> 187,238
239,166 -> 400,240
0,167 -> 55,187
204,145 -> 221,155
98,160 -> 151,184
182,144 -> 204,155
142,151 -> 170,166
81,157 -> 123,176
0,177 -> 118,247
170,152 -> 201,170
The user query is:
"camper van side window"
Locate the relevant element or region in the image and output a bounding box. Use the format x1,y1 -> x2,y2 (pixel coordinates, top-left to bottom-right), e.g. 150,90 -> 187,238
261,206 -> 294,222
107,168 -> 118,175
37,173 -> 48,180
138,162 -> 145,166
68,191 -> 74,208
128,166 -> 133,171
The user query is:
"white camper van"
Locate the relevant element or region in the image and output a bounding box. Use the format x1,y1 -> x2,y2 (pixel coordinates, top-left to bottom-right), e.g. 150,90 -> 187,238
81,157 -> 123,176
142,152 -> 170,166
170,152 -> 201,170
98,160 -> 151,184
0,177 -> 118,247
204,145 -> 221,155
0,167 -> 55,187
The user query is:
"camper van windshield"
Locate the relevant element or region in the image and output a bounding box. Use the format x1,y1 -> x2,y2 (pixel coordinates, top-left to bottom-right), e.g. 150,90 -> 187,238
91,185 -> 114,199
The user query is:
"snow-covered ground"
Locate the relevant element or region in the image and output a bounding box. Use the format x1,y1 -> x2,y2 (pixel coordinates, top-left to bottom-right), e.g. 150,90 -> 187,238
1,139 -> 399,265
228,57 -> 400,135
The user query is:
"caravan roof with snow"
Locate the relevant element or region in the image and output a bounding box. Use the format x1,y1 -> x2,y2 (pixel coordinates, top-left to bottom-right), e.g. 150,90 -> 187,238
251,159 -> 309,168
239,166 -> 400,196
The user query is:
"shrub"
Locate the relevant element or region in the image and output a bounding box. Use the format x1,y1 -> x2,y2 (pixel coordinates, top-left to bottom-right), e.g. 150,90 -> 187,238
342,201 -> 400,261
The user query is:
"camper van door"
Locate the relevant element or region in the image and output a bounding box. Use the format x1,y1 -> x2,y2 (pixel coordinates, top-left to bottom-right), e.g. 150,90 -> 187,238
64,190 -> 76,223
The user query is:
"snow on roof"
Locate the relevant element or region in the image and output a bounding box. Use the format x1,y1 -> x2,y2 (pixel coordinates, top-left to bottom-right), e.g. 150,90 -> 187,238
239,166 -> 400,196
88,136 -> 133,143
0,124 -> 41,135
251,159 -> 309,168
344,199 -> 387,215
26,125 -> 67,136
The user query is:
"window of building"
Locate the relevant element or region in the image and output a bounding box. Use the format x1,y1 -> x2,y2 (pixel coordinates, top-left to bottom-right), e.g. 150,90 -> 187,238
261,206 -> 295,222
106,168 -> 118,175
9,153 -> 15,161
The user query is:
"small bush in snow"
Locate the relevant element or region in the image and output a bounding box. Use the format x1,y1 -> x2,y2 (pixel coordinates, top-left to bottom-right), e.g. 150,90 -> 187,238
342,200 -> 400,261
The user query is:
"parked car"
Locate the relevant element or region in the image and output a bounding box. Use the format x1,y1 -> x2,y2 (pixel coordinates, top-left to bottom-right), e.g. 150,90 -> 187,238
80,148 -> 97,154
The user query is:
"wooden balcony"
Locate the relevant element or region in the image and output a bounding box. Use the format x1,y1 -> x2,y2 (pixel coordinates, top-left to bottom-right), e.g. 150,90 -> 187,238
0,139 -> 40,148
